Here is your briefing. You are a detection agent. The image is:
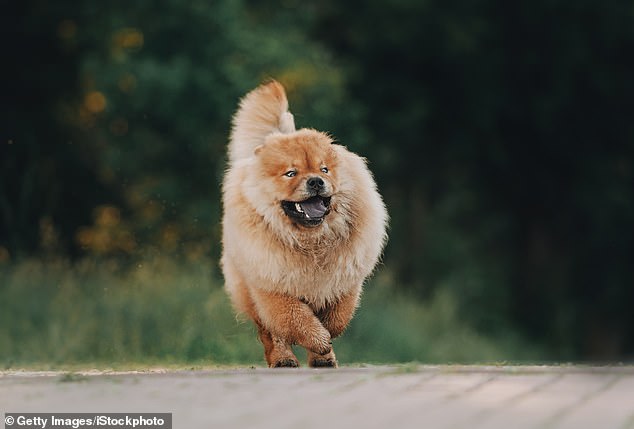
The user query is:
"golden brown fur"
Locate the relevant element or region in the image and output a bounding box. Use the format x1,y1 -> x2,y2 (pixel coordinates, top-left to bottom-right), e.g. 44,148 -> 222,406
221,81 -> 388,367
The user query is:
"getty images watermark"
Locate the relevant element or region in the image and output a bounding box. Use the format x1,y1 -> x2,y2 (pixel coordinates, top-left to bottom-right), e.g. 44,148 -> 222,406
4,413 -> 171,429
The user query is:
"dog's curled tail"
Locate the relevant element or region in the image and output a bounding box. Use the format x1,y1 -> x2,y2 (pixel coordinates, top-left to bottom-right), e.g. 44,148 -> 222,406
228,80 -> 296,163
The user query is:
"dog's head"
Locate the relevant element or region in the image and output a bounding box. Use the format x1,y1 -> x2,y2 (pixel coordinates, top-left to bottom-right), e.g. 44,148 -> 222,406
252,129 -> 339,228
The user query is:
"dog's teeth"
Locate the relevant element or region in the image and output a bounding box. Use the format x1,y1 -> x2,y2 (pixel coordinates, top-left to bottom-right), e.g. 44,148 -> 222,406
295,203 -> 303,213
305,213 -> 310,219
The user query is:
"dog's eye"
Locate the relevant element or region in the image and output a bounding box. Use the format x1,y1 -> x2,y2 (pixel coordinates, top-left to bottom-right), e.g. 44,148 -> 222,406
320,167 -> 329,174
284,170 -> 297,178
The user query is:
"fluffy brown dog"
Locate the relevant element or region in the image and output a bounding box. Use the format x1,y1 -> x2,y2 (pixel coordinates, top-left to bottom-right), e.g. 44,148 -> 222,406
221,81 -> 388,367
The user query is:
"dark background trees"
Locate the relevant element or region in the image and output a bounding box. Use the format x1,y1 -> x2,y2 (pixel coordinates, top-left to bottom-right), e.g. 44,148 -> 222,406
2,0 -> 633,361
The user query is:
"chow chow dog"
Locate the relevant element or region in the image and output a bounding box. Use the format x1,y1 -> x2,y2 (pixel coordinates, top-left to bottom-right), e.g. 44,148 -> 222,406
221,80 -> 388,367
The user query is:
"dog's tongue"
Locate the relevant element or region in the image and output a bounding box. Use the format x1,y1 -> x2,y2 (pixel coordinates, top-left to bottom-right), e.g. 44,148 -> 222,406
300,197 -> 328,218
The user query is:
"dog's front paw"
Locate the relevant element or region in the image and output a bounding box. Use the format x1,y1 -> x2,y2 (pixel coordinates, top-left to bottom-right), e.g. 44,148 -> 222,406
272,357 -> 300,368
308,351 -> 338,368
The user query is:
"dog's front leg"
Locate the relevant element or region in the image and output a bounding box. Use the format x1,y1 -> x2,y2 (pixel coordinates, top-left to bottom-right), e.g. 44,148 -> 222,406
250,287 -> 332,366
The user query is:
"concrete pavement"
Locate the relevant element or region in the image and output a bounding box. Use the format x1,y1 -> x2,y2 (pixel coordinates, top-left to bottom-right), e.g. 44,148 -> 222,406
2,365 -> 633,429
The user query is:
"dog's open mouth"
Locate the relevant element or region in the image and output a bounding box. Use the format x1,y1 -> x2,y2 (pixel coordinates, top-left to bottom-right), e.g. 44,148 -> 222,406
281,196 -> 332,227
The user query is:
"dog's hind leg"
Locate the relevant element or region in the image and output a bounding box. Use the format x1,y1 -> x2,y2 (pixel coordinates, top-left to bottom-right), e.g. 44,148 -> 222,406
316,289 -> 360,339
306,290 -> 360,368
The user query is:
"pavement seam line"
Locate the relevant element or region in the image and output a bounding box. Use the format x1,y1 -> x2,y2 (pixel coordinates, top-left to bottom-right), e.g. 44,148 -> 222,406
443,374 -> 498,401
399,372 -> 440,393
541,374 -> 622,428
444,373 -> 564,429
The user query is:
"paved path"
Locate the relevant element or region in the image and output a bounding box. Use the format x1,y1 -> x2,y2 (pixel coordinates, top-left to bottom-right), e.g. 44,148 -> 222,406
2,365 -> 634,429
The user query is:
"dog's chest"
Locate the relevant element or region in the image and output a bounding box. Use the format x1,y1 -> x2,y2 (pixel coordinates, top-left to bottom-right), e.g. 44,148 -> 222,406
264,247 -> 362,306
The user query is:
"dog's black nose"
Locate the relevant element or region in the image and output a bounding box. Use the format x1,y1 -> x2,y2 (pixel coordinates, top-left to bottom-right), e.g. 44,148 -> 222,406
307,176 -> 325,191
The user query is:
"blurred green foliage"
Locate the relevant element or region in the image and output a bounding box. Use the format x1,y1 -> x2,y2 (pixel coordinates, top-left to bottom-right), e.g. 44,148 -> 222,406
0,259 -> 537,366
1,0 -> 633,364
0,258 -> 259,365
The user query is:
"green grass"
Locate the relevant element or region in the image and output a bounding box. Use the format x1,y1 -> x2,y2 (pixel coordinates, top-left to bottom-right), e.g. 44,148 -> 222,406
336,273 -> 543,364
0,258 -> 542,368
